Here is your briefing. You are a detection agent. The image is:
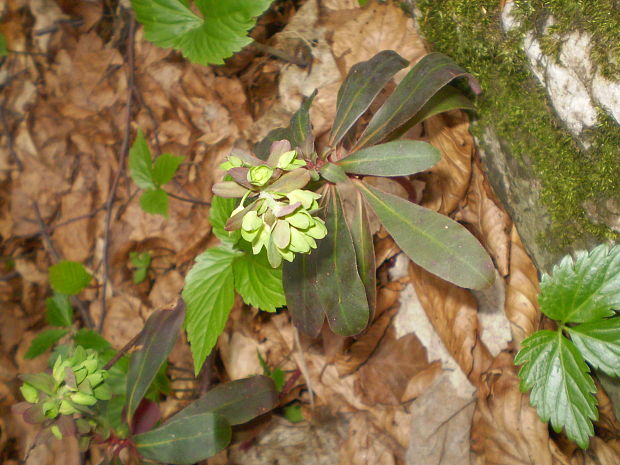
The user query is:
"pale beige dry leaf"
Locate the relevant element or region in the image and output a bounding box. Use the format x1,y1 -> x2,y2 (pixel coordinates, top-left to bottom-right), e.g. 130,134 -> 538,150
52,188 -> 95,263
421,111 -> 474,215
322,0 -> 360,11
473,270 -> 513,357
355,329 -> 432,406
28,0 -> 69,52
148,271 -> 184,310
455,160 -> 512,277
400,362 -> 442,403
504,225 -> 541,346
408,261 -> 492,383
340,414 -> 399,465
329,1 -> 426,75
406,372 -> 476,465
374,236 -> 400,268
471,352 -> 557,465
89,295 -> 147,347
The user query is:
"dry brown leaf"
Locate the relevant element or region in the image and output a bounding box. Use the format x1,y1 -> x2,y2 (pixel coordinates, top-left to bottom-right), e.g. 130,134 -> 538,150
473,271 -> 513,357
408,261 -> 492,383
52,188 -> 95,263
340,414 -> 400,465
329,1 -> 426,74
406,372 -> 476,465
90,295 -> 147,348
148,271 -> 184,310
421,111 -> 474,215
355,329 -> 432,406
471,352 -> 563,465
504,225 -> 541,346
335,306 -> 397,376
455,159 -> 512,276
400,363 -> 442,403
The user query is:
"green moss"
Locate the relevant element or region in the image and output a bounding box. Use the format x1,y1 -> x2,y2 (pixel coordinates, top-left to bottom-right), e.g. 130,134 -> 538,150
416,0 -> 620,252
513,0 -> 620,79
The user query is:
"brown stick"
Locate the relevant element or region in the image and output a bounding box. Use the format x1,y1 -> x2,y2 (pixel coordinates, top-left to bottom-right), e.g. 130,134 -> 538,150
99,16 -> 136,332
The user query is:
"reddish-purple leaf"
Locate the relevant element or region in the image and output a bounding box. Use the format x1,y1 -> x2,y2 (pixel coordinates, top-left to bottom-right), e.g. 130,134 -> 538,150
131,398 -> 162,434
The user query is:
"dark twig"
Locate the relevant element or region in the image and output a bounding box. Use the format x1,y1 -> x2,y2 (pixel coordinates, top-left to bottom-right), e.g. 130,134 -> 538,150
0,94 -> 24,171
32,202 -> 95,328
99,16 -> 136,332
103,331 -> 141,370
166,191 -> 211,207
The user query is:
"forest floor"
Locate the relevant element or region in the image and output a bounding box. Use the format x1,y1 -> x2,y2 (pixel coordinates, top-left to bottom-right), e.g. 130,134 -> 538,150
1,0 -> 620,464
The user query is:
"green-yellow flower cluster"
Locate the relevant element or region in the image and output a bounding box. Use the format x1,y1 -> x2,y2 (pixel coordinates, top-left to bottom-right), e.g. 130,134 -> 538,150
19,346 -> 111,439
212,141 -> 327,268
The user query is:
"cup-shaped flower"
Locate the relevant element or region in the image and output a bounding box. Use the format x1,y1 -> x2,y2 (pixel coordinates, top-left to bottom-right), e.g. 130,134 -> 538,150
248,165 -> 274,186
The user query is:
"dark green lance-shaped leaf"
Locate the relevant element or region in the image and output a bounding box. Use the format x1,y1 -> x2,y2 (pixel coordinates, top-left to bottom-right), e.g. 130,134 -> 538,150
357,181 -> 494,290
25,329 -> 69,359
315,187 -> 369,335
338,140 -> 440,177
514,330 -> 597,449
354,53 -> 480,149
283,252 -> 325,337
183,245 -> 240,375
131,0 -> 272,66
46,294 -> 73,327
129,129 -> 156,190
568,318 -> 620,377
539,244 -> 620,324
347,189 -> 376,317
49,260 -> 92,295
172,375 -> 278,425
135,411 -> 232,465
330,50 -> 408,146
233,251 -> 286,312
387,85 -> 475,141
126,304 -> 185,424
0,33 -> 8,57
140,188 -> 169,217
152,153 -> 184,186
289,90 -> 317,155
319,162 -> 349,184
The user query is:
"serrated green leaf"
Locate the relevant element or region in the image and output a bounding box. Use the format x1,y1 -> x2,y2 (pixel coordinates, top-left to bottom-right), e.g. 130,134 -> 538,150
0,33 -> 8,57
568,318 -> 620,377
48,260 -> 92,295
354,53 -> 480,149
539,244 -> 620,324
127,306 -> 185,424
233,251 -> 285,312
140,188 -> 169,217
209,195 -> 241,244
152,153 -> 184,186
129,129 -> 156,190
72,329 -> 113,354
330,50 -> 408,146
315,187 -> 369,336
135,411 -> 232,465
25,329 -> 69,359
283,404 -> 304,423
46,294 -> 74,327
357,181 -> 494,290
131,0 -> 272,66
514,330 -> 597,449
338,140 -> 440,176
183,246 -> 240,375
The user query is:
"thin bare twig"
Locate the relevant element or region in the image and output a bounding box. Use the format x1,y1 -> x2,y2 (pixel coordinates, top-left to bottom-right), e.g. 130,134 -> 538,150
32,202 -> 95,328
99,16 -> 136,332
102,331 -> 141,370
166,191 -> 211,207
0,94 -> 24,171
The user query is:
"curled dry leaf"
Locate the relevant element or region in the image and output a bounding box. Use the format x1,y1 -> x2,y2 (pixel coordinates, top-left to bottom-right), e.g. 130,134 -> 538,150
455,160 -> 512,277
421,112 -> 474,215
329,1 -> 426,77
504,225 -> 541,346
355,329 -> 434,406
408,261 -> 492,383
340,414 -> 400,465
471,352 -> 565,465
